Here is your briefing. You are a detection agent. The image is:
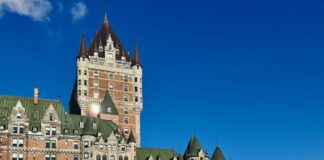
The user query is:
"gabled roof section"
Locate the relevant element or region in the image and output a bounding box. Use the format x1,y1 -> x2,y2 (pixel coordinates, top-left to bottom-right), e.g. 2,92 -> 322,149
127,130 -> 136,143
82,116 -> 96,136
88,14 -> 130,61
100,91 -> 118,115
211,147 -> 225,160
131,44 -> 142,68
183,135 -> 204,158
136,148 -> 179,160
77,34 -> 88,58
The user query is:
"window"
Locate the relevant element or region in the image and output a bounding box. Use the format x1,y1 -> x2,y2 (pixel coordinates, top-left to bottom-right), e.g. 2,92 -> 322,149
103,155 -> 107,160
74,130 -> 79,135
78,79 -> 81,85
135,96 -> 138,102
78,70 -> 81,75
99,144 -> 104,150
124,108 -> 128,114
0,125 -> 4,131
84,70 -> 87,75
123,95 -> 128,102
119,156 -> 123,160
97,155 -> 101,160
51,140 -> 56,148
121,145 -> 126,151
121,56 -> 126,62
51,128 -> 56,135
94,71 -> 99,78
45,154 -> 56,160
84,153 -> 89,159
12,153 -> 23,160
107,107 -> 111,113
64,129 -> 68,134
109,83 -> 114,89
45,127 -> 50,135
124,76 -> 128,82
124,118 -> 129,124
80,122 -> 84,128
94,92 -> 99,99
17,112 -> 21,118
124,128 -> 129,134
12,124 -> 18,133
94,81 -> 99,88
74,142 -> 78,149
108,144 -> 112,150
78,90 -> 81,96
84,80 -> 87,86
135,87 -> 138,92
113,144 -> 117,151
94,52 -> 99,57
45,141 -> 50,148
84,141 -> 89,148
33,127 -> 37,133
109,74 -> 113,80
12,138 -> 23,147
84,90 -> 87,96
200,158 -> 204,160
19,126 -> 24,134
124,156 -> 128,160
123,85 -> 128,92
110,155 -> 115,160
74,155 -> 79,160
49,113 -> 54,121
135,77 -> 138,82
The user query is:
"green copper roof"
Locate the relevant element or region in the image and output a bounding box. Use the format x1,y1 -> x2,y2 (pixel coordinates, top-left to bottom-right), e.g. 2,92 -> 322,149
211,147 -> 225,160
183,135 -> 204,158
101,91 -> 118,115
127,130 -> 136,143
136,148 -> 179,160
0,95 -> 116,139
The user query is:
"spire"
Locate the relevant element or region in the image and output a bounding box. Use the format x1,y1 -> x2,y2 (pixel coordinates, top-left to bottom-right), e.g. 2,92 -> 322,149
183,134 -> 204,159
131,44 -> 142,67
211,147 -> 225,160
77,34 -> 88,58
127,130 -> 136,144
103,13 -> 108,24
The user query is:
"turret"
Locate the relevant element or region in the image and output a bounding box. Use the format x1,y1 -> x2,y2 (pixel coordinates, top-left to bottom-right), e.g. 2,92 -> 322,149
211,147 -> 225,160
183,135 -> 209,160
77,34 -> 88,59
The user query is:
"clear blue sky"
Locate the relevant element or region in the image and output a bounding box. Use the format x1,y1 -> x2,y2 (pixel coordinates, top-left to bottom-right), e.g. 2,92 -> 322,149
0,0 -> 324,159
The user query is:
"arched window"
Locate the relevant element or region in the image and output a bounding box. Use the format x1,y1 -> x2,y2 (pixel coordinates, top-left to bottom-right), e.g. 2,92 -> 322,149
119,155 -> 123,160
124,156 -> 128,160
110,155 -> 115,160
97,154 -> 101,160
103,155 -> 108,160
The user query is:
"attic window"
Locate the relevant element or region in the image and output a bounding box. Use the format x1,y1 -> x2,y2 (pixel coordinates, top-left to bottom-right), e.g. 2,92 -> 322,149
107,107 -> 112,113
49,113 -> 54,121
80,122 -> 84,128
99,46 -> 103,52
64,129 -> 68,134
93,123 -> 97,129
17,112 -> 21,118
33,127 -> 37,132
121,56 -> 126,62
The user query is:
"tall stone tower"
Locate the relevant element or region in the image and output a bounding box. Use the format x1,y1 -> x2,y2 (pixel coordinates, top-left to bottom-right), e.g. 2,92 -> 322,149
69,14 -> 143,145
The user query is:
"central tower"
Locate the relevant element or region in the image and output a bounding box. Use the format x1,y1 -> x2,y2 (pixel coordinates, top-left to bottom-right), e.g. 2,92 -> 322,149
69,14 -> 143,145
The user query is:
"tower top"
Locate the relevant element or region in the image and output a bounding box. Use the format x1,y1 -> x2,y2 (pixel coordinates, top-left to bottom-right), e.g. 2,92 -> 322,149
103,13 -> 108,24
77,34 -> 88,58
131,44 -> 142,67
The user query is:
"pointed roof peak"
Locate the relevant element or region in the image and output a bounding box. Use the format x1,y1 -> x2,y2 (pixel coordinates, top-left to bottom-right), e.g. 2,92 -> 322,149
100,91 -> 118,115
77,34 -> 88,58
131,44 -> 142,67
183,134 -> 204,159
127,130 -> 136,144
211,146 -> 225,160
103,13 -> 108,24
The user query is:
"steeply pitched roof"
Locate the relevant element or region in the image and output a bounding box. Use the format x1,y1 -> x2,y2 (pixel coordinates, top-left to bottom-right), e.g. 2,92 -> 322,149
211,147 -> 225,160
100,91 -> 118,115
127,130 -> 136,143
136,148 -> 179,160
183,135 -> 204,158
131,44 -> 142,68
88,14 -> 130,61
77,34 -> 88,58
82,116 -> 96,136
0,95 -> 116,139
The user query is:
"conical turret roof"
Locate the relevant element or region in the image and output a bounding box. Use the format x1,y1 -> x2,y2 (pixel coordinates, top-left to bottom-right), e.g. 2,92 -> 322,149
127,130 -> 136,143
211,147 -> 225,160
183,134 -> 204,158
131,44 -> 142,67
77,34 -> 88,58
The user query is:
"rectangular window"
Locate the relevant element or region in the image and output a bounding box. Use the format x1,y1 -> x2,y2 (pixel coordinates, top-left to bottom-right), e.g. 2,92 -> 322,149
0,125 -> 4,131
18,139 -> 24,147
45,141 -> 50,148
74,155 -> 79,160
108,144 -> 112,150
124,85 -> 128,92
74,142 -> 78,149
12,124 -> 18,133
49,113 -> 53,121
135,87 -> 138,92
94,71 -> 99,78
78,79 -> 81,85
94,81 -> 99,88
84,70 -> 87,75
45,127 -> 50,135
78,70 -> 81,75
121,145 -> 126,151
135,77 -> 138,82
123,95 -> 128,102
124,108 -> 128,114
51,140 -> 56,148
84,153 -> 89,159
109,74 -> 113,80
135,96 -> 138,102
84,80 -> 87,86
18,154 -> 23,160
84,141 -> 89,148
124,128 -> 129,134
112,144 -> 117,151
51,128 -> 56,135
94,92 -> 99,99
124,118 -> 129,124
124,76 -> 128,82
12,138 -> 18,147
99,144 -> 104,150
19,126 -> 24,134
109,83 -> 114,89
84,90 -> 87,96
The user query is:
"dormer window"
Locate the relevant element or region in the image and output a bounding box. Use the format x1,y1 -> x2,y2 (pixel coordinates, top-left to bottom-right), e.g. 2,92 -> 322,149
93,123 -> 97,129
74,130 -> 79,135
0,125 -> 4,131
33,127 -> 37,133
99,46 -> 103,52
17,112 -> 21,118
80,122 -> 84,128
64,129 -> 68,134
94,52 -> 98,57
49,113 -> 54,121
107,107 -> 111,113
121,56 -> 126,62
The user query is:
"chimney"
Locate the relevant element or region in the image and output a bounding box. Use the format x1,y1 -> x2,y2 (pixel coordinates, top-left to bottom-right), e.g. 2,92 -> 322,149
34,88 -> 39,104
